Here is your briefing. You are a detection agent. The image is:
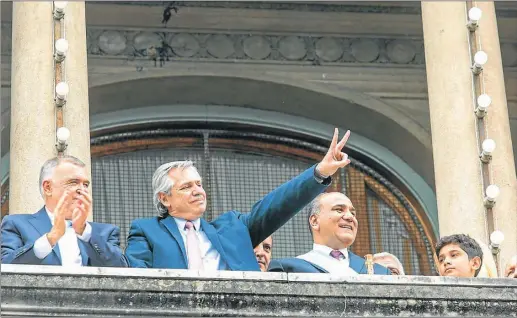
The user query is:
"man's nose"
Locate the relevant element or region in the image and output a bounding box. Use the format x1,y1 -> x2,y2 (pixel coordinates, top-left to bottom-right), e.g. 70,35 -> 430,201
342,211 -> 354,220
255,247 -> 265,257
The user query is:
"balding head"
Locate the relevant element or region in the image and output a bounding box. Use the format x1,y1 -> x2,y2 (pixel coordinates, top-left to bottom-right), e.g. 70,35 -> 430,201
373,252 -> 405,275
307,192 -> 358,250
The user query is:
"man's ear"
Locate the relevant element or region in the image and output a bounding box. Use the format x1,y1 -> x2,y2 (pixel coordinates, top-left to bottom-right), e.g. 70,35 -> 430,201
42,180 -> 52,197
309,214 -> 319,230
159,193 -> 171,208
471,256 -> 482,272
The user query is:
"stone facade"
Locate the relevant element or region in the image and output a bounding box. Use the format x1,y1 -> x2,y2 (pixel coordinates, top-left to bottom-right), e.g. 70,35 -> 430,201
2,264 -> 517,317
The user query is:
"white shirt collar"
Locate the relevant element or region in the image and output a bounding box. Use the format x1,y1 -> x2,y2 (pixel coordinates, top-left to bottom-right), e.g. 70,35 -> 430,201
44,206 -> 71,227
173,217 -> 201,232
313,243 -> 349,259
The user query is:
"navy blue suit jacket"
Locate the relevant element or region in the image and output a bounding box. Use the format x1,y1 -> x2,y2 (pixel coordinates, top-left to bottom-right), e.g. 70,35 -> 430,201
268,251 -> 391,275
125,165 -> 330,270
1,207 -> 128,267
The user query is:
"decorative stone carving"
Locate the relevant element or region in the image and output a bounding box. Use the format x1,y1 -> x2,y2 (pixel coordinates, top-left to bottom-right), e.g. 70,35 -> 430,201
170,33 -> 200,57
206,34 -> 234,58
351,39 -> 380,62
133,32 -> 162,51
278,36 -> 307,60
501,43 -> 517,66
242,36 -> 271,60
98,31 -> 127,55
315,37 -> 343,62
386,39 -> 416,64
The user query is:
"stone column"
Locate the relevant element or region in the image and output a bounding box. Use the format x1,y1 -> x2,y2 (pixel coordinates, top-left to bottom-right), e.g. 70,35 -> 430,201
421,3 -> 488,242
10,2 -> 55,214
10,2 -> 92,219
474,2 -> 517,270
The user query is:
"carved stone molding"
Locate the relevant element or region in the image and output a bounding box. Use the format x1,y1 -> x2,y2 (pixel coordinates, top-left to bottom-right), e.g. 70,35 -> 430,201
85,27 -> 427,65
2,22 -> 517,67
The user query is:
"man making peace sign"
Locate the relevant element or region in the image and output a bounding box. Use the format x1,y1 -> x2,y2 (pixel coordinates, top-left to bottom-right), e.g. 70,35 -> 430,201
126,129 -> 351,271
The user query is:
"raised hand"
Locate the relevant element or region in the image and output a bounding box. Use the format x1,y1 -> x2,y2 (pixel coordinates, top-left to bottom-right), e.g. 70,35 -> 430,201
72,189 -> 92,235
316,128 -> 352,177
47,190 -> 74,246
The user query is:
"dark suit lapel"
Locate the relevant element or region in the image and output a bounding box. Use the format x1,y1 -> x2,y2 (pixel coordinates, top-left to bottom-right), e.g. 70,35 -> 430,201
77,239 -> 89,266
200,219 -> 229,269
309,261 -> 328,273
349,251 -> 367,274
160,216 -> 188,265
28,207 -> 62,264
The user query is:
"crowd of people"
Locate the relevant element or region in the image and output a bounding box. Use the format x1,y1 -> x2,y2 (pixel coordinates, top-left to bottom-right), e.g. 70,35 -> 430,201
2,129 -> 516,279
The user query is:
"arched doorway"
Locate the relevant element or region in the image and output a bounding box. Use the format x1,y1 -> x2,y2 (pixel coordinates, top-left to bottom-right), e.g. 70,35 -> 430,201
91,124 -> 436,275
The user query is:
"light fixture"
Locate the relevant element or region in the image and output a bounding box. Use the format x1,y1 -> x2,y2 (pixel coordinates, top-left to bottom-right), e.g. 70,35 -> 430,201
55,82 -> 69,106
54,38 -> 69,62
467,7 -> 482,31
56,127 -> 70,152
472,51 -> 488,75
475,94 -> 492,118
53,1 -> 68,20
484,184 -> 500,208
480,139 -> 496,163
489,230 -> 504,254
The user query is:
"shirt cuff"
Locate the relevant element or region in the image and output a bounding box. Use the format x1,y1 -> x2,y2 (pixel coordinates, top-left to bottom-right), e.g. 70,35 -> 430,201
77,222 -> 92,242
33,234 -> 53,259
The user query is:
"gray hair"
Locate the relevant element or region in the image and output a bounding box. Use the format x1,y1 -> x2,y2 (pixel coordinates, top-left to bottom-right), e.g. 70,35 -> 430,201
39,155 -> 86,198
373,252 -> 405,275
307,193 -> 327,234
152,160 -> 198,218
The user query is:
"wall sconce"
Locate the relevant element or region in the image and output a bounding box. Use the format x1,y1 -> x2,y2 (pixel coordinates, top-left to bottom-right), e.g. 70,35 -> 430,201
472,51 -> 488,75
480,139 -> 496,163
467,7 -> 482,31
53,1 -> 68,20
489,230 -> 504,254
484,184 -> 500,208
54,38 -> 69,63
475,94 -> 492,118
56,127 -> 70,152
55,82 -> 69,106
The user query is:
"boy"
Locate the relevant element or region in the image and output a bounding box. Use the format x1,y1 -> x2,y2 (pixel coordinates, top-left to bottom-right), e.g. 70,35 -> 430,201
435,234 -> 483,278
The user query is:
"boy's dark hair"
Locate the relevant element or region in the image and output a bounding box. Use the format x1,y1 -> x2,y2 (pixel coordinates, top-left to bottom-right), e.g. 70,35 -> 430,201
435,234 -> 484,277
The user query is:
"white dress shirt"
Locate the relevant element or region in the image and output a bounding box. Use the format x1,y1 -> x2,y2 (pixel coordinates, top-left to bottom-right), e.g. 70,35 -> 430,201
33,207 -> 92,266
297,243 -> 359,275
173,217 -> 228,271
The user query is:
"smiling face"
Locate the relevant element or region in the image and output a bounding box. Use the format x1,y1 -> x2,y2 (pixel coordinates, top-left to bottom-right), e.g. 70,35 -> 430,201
310,192 -> 358,250
437,244 -> 481,278
159,167 -> 207,220
254,236 -> 273,272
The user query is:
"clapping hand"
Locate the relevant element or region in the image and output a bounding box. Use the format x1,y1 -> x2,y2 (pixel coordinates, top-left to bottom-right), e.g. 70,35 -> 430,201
72,189 -> 92,235
46,191 -> 74,246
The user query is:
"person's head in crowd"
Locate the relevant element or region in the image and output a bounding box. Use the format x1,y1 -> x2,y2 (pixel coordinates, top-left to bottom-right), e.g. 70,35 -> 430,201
39,155 -> 90,219
373,252 -> 405,275
308,192 -> 357,250
153,161 -> 206,220
504,255 -> 517,278
435,234 -> 483,278
254,236 -> 273,272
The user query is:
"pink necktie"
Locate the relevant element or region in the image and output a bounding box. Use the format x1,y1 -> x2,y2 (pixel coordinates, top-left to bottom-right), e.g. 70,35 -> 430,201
184,221 -> 204,270
330,250 -> 344,260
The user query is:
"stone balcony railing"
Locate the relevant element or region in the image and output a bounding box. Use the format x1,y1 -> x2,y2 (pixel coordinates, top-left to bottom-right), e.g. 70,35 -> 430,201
1,264 -> 516,317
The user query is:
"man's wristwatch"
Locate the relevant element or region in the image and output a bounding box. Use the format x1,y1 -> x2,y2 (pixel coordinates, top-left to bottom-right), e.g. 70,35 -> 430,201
314,167 -> 330,184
